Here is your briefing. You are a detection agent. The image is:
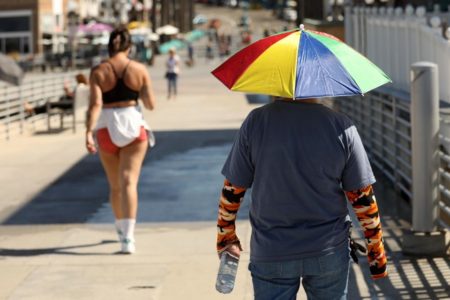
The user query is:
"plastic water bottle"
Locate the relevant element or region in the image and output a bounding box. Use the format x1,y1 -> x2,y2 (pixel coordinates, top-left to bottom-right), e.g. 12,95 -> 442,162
215,251 -> 239,294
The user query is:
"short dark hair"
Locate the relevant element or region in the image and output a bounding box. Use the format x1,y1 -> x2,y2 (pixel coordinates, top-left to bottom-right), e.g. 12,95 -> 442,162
108,26 -> 132,57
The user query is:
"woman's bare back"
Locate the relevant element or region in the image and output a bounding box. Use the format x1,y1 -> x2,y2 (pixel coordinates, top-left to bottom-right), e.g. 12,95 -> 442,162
95,57 -> 145,93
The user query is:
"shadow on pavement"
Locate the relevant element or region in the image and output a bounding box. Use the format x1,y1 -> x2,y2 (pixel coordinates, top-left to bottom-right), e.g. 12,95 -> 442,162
2,129 -> 248,225
2,127 -> 448,297
348,230 -> 450,299
348,173 -> 450,299
0,240 -> 117,257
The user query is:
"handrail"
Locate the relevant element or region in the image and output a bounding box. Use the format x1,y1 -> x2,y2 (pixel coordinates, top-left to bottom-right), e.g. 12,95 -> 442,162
335,89 -> 449,231
0,70 -> 88,140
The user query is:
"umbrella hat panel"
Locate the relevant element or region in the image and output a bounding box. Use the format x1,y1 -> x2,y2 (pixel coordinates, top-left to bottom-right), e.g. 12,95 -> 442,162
232,31 -> 299,98
308,31 -> 391,94
211,30 -> 295,93
295,31 -> 361,99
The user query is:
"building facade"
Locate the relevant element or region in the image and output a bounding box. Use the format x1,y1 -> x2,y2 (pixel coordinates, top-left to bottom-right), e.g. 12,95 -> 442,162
0,0 -> 102,55
0,0 -> 195,56
157,0 -> 194,33
0,0 -> 38,55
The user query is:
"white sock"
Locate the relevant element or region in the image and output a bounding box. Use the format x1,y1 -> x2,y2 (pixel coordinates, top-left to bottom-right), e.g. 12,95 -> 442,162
115,220 -> 123,236
119,219 -> 136,241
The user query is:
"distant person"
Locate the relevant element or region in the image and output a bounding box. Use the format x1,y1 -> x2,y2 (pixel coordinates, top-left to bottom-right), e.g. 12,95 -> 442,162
59,73 -> 89,103
165,47 -> 180,100
186,42 -> 194,67
206,42 -> 214,62
216,98 -> 388,299
241,31 -> 252,46
218,34 -> 227,60
226,35 -> 232,56
24,73 -> 88,115
85,26 -> 156,254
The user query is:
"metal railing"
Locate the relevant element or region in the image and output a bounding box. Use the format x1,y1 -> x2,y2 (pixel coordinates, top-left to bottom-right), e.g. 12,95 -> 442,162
346,5 -> 450,103
335,88 -> 450,231
0,71 -> 86,141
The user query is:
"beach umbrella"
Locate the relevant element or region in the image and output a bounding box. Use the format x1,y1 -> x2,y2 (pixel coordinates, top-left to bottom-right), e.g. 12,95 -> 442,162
78,23 -> 113,35
148,32 -> 159,41
193,15 -> 208,25
158,39 -> 186,54
92,34 -> 110,45
130,27 -> 155,36
212,26 -> 391,99
156,25 -> 179,35
0,53 -> 24,86
185,29 -> 206,43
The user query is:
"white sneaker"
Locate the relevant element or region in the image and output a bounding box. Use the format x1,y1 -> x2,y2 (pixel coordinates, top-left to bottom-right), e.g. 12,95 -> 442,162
121,238 -> 136,254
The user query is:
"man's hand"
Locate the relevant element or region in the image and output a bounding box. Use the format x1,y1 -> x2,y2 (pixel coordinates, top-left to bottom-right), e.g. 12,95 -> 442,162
219,243 -> 241,259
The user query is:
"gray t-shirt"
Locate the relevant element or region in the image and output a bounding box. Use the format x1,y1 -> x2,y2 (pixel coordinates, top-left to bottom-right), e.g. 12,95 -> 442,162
222,101 -> 376,262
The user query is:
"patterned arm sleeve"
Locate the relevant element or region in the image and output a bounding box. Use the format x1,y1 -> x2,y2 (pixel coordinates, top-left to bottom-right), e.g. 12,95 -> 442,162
345,185 -> 388,279
216,179 -> 246,253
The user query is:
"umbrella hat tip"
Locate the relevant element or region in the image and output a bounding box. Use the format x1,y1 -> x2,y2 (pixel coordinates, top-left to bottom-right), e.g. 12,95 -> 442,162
300,24 -> 305,31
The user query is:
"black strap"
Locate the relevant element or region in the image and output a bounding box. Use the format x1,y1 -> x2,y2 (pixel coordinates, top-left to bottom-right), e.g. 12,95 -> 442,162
122,60 -> 132,78
106,61 -> 119,78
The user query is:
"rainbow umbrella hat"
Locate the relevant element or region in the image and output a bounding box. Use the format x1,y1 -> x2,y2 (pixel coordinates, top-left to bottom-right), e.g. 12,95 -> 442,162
212,25 -> 391,99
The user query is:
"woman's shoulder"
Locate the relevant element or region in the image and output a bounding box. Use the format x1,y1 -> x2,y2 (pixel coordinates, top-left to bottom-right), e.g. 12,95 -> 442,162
91,61 -> 110,75
128,59 -> 148,74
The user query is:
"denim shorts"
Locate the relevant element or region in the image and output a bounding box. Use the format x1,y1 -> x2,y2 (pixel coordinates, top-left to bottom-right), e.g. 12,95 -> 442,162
248,242 -> 351,300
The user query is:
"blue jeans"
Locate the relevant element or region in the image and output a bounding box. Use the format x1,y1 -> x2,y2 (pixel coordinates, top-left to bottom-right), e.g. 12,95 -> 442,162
166,73 -> 177,96
249,243 -> 350,300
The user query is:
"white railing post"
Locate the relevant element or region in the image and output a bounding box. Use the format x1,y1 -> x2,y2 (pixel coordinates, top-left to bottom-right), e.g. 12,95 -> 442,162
403,62 -> 446,255
352,6 -> 360,51
344,5 -> 353,45
5,86 -> 10,140
19,87 -> 24,135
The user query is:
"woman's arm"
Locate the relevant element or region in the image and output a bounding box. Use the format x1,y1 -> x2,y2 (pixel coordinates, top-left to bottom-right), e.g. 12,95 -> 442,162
63,80 -> 75,98
85,68 -> 103,154
140,66 -> 156,111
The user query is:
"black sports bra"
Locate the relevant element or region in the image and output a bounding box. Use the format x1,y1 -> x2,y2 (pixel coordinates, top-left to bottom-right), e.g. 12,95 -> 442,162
102,60 -> 140,104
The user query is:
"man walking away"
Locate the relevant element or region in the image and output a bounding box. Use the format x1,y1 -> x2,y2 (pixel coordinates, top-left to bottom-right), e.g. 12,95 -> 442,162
216,98 -> 387,299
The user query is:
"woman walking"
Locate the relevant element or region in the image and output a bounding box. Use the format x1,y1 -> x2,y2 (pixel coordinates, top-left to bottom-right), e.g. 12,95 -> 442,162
85,26 -> 156,254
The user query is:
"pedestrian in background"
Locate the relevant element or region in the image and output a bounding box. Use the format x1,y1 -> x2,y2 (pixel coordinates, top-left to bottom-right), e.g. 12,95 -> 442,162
187,42 -> 194,67
216,97 -> 388,299
24,73 -> 88,116
165,47 -> 180,100
85,26 -> 156,254
206,42 -> 214,63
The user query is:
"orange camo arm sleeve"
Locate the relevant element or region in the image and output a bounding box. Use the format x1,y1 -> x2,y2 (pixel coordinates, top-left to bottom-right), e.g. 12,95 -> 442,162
345,185 -> 388,279
217,179 -> 246,253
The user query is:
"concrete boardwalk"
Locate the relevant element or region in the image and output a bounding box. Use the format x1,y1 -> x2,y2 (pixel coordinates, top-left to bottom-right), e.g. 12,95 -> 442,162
1,31 -> 449,300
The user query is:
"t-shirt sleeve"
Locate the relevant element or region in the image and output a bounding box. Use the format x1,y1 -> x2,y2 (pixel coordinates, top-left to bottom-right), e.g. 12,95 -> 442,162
341,125 -> 376,191
221,116 -> 254,188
